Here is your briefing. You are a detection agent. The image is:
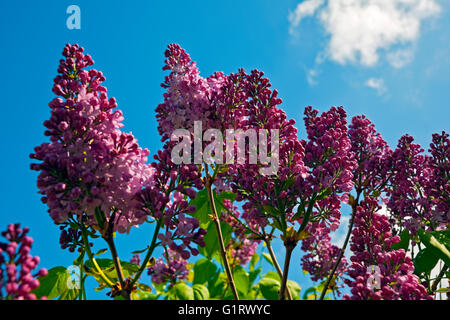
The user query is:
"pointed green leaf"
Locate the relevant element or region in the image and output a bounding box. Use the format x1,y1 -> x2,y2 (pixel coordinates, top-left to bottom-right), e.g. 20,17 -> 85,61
418,229 -> 450,267
413,248 -> 440,274
193,258 -> 219,285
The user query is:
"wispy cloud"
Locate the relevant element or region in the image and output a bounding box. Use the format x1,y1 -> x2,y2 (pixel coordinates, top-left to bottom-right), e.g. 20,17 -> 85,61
306,68 -> 319,85
365,77 -> 387,95
289,0 -> 324,35
289,0 -> 441,68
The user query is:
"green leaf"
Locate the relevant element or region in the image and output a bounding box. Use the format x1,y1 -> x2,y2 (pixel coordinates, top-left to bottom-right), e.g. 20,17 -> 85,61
435,288 -> 450,293
32,267 -> 71,300
262,252 -> 275,267
264,271 -> 281,281
249,252 -> 259,272
287,280 -> 301,300
413,248 -> 440,274
431,230 -> 450,249
262,204 -> 279,216
94,248 -> 108,256
131,289 -> 159,300
193,258 -> 219,285
392,229 -> 410,251
233,266 -> 249,295
199,221 -> 232,259
171,282 -> 194,300
193,284 -> 210,300
131,247 -> 149,255
207,275 -> 226,299
73,251 -> 84,266
248,267 -> 262,289
59,288 -> 79,300
258,277 -> 280,300
418,229 -> 450,267
302,286 -> 318,300
188,189 -> 210,228
188,190 -> 237,229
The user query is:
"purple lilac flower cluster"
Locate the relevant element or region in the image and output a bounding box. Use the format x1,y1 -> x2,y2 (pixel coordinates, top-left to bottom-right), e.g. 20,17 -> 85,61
30,44 -> 154,233
301,222 -> 347,286
344,198 -> 431,300
147,249 -> 189,285
0,224 -> 48,300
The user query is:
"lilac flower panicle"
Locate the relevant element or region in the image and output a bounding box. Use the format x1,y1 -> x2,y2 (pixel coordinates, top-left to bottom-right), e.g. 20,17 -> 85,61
30,44 -> 154,234
344,198 -> 431,300
0,224 -> 48,300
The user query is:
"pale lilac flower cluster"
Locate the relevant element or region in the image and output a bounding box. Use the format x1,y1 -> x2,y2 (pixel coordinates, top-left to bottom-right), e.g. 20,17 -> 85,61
344,198 -> 431,300
157,44 -> 221,141
0,224 -> 48,300
147,249 -> 188,285
30,44 -> 154,233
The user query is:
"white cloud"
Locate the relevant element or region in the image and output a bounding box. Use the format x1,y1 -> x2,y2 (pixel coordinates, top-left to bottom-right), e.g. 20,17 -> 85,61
289,0 -> 325,35
306,68 -> 319,85
289,0 -> 441,68
365,77 -> 387,95
387,47 -> 416,68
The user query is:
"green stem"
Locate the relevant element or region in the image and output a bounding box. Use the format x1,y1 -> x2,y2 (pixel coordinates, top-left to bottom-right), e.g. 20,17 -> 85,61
319,189 -> 361,300
278,244 -> 295,300
205,165 -> 239,300
130,218 -> 163,287
80,227 -> 114,287
264,235 -> 292,300
78,251 -> 85,300
431,265 -> 448,293
104,233 -> 130,300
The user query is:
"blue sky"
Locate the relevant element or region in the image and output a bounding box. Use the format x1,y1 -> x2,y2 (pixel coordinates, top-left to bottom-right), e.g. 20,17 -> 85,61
0,0 -> 449,299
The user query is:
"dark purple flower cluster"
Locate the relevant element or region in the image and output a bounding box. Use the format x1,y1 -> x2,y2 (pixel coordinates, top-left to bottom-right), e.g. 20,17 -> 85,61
386,134 -> 444,233
348,115 -> 392,192
295,107 -> 357,231
344,198 -> 431,300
